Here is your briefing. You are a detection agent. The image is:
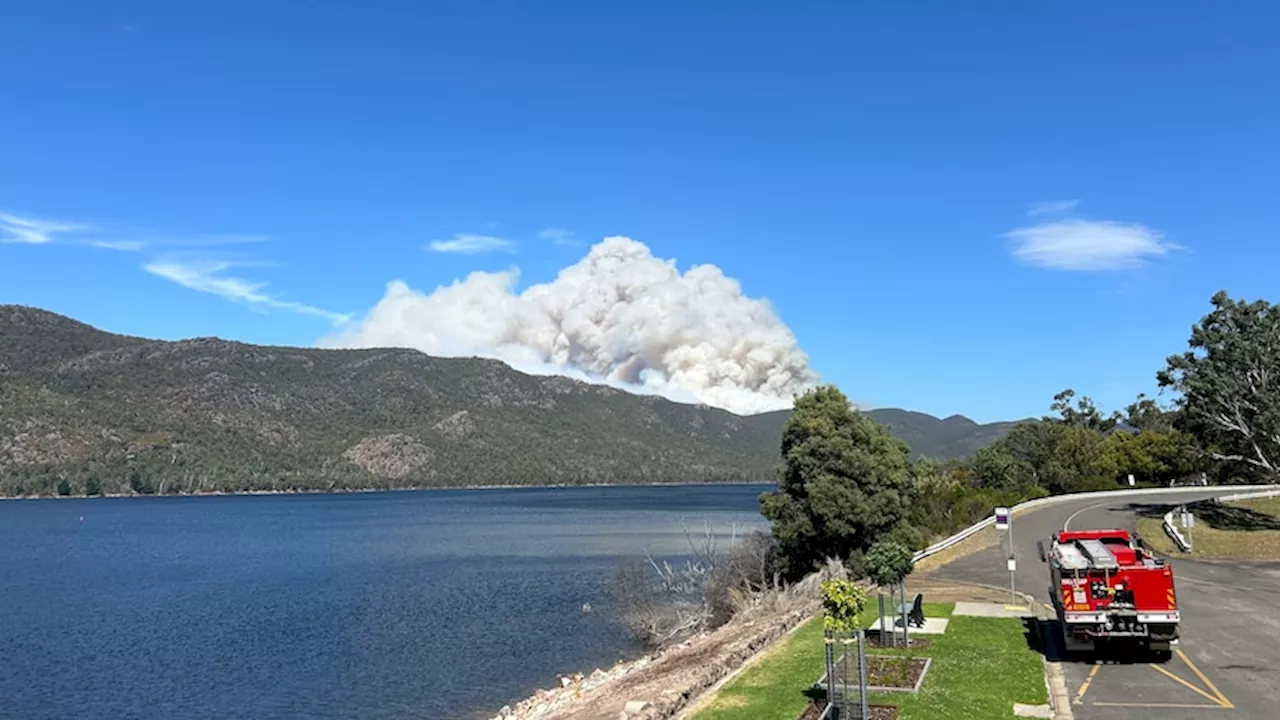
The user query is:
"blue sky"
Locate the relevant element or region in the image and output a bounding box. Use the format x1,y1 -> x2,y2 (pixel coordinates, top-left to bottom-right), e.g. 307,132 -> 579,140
2,1 -> 1277,423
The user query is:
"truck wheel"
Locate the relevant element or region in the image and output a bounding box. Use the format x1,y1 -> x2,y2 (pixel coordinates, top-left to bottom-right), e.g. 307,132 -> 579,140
1149,642 -> 1172,662
1062,633 -> 1094,656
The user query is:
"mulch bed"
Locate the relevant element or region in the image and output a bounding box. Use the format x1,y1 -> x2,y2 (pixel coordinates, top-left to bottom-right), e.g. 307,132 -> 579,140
865,634 -> 933,650
797,700 -> 898,719
866,655 -> 928,689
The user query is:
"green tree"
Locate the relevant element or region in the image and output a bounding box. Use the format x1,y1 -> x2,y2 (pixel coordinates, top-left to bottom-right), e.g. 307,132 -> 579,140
1098,428 -> 1201,486
1124,393 -> 1177,433
864,540 -> 915,588
999,420 -> 1065,484
1158,291 -> 1280,478
128,471 -> 154,495
970,444 -> 1028,492
821,579 -> 868,634
760,385 -> 913,578
1050,389 -> 1120,432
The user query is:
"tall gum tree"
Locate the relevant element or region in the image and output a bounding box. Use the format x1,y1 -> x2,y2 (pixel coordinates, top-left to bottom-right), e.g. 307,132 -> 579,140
1158,291 -> 1280,479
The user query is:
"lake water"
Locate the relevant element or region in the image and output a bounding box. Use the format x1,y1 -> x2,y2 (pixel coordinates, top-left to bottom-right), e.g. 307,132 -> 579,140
0,484 -> 771,720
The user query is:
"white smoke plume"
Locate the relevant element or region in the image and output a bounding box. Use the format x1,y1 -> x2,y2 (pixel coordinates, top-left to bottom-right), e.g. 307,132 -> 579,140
320,236 -> 819,414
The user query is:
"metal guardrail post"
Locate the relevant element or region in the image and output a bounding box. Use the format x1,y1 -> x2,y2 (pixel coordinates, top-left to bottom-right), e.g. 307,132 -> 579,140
1162,507 -> 1193,552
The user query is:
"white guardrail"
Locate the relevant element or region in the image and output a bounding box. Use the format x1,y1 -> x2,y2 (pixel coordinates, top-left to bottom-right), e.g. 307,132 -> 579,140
1158,486 -> 1280,553
1161,508 -> 1193,552
912,484 -> 1280,564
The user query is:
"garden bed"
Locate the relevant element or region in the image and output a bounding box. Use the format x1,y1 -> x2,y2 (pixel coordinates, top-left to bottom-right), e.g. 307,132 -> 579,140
865,634 -> 932,650
815,654 -> 932,696
866,655 -> 929,691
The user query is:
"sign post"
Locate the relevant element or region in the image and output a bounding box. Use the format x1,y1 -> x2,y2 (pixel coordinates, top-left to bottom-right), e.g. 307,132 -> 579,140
1182,510 -> 1195,551
995,507 -> 1015,604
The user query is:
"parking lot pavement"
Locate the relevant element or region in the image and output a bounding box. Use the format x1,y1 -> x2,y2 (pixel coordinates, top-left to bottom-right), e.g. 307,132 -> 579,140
928,491 -> 1280,719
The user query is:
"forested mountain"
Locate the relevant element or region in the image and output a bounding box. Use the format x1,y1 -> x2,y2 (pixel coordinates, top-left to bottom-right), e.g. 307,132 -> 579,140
745,409 -> 1021,462
0,306 -> 1012,496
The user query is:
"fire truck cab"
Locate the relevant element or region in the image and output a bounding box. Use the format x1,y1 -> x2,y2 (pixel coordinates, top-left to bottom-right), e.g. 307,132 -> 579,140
1042,529 -> 1179,657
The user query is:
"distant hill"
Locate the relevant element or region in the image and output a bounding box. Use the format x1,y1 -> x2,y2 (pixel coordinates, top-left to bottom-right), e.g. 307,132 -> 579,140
860,409 -> 1022,460
742,408 -> 1021,462
0,306 -> 1015,496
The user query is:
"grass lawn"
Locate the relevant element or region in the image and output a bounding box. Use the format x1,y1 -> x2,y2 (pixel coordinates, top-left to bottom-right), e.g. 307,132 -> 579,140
1236,496 -> 1280,516
1138,496 -> 1280,560
687,602 -> 1047,720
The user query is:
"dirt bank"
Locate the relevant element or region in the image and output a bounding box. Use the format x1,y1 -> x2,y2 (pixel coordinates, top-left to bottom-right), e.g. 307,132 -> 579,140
489,575 -> 1014,720
489,571 -> 833,720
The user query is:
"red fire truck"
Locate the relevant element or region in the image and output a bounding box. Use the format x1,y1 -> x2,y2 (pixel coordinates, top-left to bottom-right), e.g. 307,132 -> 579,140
1041,528 -> 1179,657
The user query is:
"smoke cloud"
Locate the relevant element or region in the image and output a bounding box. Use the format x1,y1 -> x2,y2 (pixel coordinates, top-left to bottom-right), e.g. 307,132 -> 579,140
321,236 -> 819,414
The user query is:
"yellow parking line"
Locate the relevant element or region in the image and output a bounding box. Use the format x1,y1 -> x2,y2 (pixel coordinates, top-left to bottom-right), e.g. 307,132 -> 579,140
1074,663 -> 1101,704
1177,648 -> 1235,709
1149,663 -> 1226,706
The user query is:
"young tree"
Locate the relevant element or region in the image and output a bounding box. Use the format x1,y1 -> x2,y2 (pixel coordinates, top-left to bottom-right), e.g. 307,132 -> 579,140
864,540 -> 914,589
1158,291 -> 1280,478
760,385 -> 913,579
821,579 -> 868,634
865,540 -> 916,644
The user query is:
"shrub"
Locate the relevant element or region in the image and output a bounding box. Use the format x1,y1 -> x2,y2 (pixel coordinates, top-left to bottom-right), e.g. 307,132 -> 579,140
821,579 -> 867,634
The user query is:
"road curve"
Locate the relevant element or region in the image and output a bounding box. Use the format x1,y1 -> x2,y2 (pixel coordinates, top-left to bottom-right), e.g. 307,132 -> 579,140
930,489 -> 1280,720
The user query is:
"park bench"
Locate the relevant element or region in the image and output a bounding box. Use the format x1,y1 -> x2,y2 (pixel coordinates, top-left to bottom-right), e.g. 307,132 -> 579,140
895,593 -> 925,628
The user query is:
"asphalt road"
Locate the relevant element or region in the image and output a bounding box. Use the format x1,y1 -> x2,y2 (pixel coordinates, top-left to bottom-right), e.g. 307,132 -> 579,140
930,489 -> 1280,719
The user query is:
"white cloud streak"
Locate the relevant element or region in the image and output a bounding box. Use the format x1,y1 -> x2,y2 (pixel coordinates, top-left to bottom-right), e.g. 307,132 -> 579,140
1027,199 -> 1080,217
538,227 -> 577,245
144,260 -> 349,323
1006,219 -> 1176,271
166,235 -> 270,247
427,233 -> 515,254
0,212 -> 88,244
322,236 -> 819,414
88,239 -> 145,252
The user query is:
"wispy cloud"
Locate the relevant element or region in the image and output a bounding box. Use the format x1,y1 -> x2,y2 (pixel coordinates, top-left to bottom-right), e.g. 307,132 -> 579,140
1005,218 -> 1177,271
538,227 -> 577,246
3,207 -> 343,323
427,233 -> 515,254
168,234 -> 269,247
88,239 -> 145,252
144,260 -> 349,323
1028,199 -> 1080,217
0,212 -> 88,244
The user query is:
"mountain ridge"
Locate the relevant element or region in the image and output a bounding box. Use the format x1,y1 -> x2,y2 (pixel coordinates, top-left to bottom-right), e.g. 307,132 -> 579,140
0,305 -> 1018,496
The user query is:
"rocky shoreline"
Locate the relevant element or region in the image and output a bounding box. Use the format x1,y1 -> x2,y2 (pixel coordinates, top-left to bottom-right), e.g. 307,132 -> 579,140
489,658 -> 658,720
487,568 -> 840,720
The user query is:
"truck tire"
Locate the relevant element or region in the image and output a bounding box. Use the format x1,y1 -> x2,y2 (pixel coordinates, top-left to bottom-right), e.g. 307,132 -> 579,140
1061,627 -> 1094,655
